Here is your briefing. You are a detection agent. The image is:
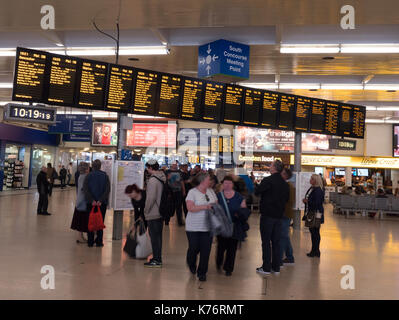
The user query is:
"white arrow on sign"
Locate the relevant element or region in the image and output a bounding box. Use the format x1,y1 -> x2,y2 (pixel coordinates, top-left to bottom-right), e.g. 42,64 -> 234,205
199,57 -> 206,65
207,44 -> 211,54
212,54 -> 218,61
206,65 -> 211,75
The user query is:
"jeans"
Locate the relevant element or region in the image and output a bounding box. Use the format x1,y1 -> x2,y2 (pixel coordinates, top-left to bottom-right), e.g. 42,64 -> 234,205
280,217 -> 294,261
309,227 -> 321,254
37,193 -> 48,214
169,191 -> 184,225
186,232 -> 212,277
148,218 -> 163,262
260,215 -> 282,272
88,204 -> 107,246
48,183 -> 53,196
67,174 -> 71,185
216,236 -> 238,273
60,177 -> 66,188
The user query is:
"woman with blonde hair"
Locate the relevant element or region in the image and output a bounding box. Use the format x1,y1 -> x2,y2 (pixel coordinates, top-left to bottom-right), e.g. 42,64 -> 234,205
302,174 -> 325,258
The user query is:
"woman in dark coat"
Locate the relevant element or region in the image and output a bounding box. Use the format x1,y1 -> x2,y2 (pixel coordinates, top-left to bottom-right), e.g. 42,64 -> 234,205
216,175 -> 250,276
303,174 -> 325,258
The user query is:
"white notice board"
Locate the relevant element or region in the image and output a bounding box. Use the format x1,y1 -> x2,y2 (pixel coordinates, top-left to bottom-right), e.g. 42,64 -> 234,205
295,172 -> 313,210
112,161 -> 144,211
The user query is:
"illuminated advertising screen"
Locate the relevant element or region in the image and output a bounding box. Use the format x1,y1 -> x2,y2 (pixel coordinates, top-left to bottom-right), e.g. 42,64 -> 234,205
126,123 -> 176,148
92,122 -> 118,146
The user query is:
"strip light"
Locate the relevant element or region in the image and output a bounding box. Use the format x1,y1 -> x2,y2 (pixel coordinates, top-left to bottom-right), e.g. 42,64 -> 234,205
341,44 -> 399,53
281,43 -> 399,54
240,83 -> 278,89
280,44 -> 340,54
0,83 -> 13,88
278,83 -> 320,90
365,84 -> 399,91
320,84 -> 364,90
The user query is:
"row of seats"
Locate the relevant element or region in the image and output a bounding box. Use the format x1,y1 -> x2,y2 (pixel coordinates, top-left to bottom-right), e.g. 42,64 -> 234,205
329,192 -> 399,219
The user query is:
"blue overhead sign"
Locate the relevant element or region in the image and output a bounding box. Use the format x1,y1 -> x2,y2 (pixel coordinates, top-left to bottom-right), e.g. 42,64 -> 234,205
49,114 -> 92,134
198,39 -> 250,80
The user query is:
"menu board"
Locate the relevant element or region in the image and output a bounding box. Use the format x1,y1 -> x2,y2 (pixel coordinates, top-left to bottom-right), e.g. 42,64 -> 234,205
261,91 -> 279,128
157,74 -> 182,118
352,106 -> 366,138
223,85 -> 244,124
310,99 -> 326,133
324,102 -> 340,135
243,89 -> 262,126
278,94 -> 296,130
295,97 -> 311,132
339,104 -> 354,137
105,65 -> 134,112
47,54 -> 79,105
12,48 -> 47,102
181,78 -> 204,120
133,70 -> 159,115
77,60 -> 108,109
202,82 -> 224,122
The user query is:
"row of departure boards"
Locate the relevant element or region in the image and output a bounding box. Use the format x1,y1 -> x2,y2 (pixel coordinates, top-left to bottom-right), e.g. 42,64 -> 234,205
12,47 -> 366,138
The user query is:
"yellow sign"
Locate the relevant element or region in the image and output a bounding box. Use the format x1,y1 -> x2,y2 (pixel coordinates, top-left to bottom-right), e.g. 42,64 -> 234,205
290,154 -> 399,169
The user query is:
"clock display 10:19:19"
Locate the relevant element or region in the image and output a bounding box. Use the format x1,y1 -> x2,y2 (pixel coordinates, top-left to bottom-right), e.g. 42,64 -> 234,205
13,107 -> 51,120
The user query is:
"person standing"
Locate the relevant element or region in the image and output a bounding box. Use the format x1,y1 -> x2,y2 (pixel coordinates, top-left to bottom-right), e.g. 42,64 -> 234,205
185,172 -> 218,282
67,162 -> 73,186
59,165 -> 67,189
70,162 -> 90,243
143,160 -> 166,267
255,160 -> 289,275
280,168 -> 295,265
83,159 -> 110,247
36,166 -> 51,216
46,163 -> 56,197
166,163 -> 185,226
216,176 -> 248,276
303,174 -> 325,258
180,164 -> 191,217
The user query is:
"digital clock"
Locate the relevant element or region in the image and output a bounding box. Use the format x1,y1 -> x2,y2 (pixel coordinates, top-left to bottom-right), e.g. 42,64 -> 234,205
4,103 -> 56,124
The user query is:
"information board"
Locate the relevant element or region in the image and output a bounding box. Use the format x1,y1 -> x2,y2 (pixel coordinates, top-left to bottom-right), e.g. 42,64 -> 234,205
133,70 -> 159,115
295,96 -> 311,132
77,60 -> 108,109
12,48 -> 47,102
324,101 -> 340,135
339,104 -> 353,137
202,81 -> 224,122
242,89 -> 261,126
105,65 -> 134,112
181,78 -> 204,120
352,106 -> 366,138
223,85 -> 244,124
261,91 -> 279,128
278,94 -> 296,130
157,74 -> 182,118
47,54 -> 79,105
310,99 -> 326,133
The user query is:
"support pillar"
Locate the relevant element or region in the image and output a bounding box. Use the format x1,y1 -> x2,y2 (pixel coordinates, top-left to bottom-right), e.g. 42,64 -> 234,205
345,167 -> 352,187
293,132 -> 302,230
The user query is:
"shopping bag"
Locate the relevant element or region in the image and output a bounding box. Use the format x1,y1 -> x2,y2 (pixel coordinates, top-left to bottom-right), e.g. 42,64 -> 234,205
135,220 -> 152,259
88,205 -> 106,232
123,228 -> 138,258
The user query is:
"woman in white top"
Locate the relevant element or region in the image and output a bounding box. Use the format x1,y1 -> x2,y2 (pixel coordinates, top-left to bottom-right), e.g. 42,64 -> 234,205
185,172 -> 218,282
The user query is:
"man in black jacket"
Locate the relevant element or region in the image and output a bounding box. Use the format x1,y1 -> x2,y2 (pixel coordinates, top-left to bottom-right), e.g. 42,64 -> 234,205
255,160 -> 289,275
36,166 -> 51,216
59,165 -> 67,189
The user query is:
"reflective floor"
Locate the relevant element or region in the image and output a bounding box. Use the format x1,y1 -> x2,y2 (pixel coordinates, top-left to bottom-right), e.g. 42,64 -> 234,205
0,188 -> 398,300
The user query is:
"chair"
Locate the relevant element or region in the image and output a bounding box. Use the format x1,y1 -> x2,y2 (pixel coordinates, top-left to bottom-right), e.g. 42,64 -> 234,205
357,195 -> 374,216
330,192 -> 337,205
340,195 -> 356,218
375,197 -> 390,219
388,197 -> 399,215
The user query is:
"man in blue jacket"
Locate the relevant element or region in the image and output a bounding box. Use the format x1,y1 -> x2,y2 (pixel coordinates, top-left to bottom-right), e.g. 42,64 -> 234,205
83,159 -> 110,247
255,160 -> 289,275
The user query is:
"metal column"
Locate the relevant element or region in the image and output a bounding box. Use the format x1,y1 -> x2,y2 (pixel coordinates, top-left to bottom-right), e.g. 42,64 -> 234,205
293,132 -> 302,230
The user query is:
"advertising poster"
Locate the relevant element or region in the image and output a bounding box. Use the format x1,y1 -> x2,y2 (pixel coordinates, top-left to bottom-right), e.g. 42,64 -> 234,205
295,172 -> 313,210
92,122 -> 118,146
126,123 -> 176,148
393,125 -> 399,157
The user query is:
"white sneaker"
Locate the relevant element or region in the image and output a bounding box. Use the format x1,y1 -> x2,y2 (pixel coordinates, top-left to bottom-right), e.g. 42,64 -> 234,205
256,267 -> 271,275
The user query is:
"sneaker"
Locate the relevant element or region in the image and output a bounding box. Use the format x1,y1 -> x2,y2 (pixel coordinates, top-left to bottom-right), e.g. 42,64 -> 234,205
198,275 -> 206,282
256,267 -> 271,275
282,258 -> 295,265
144,260 -> 162,268
271,269 -> 280,274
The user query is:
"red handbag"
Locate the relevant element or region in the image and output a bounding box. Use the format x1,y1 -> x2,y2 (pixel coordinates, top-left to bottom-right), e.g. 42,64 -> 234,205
88,205 -> 106,232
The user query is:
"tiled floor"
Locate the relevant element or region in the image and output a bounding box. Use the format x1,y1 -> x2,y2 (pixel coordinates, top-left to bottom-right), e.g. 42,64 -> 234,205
0,188 -> 398,299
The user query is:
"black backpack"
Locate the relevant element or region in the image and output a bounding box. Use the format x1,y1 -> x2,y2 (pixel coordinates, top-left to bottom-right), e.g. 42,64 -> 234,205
153,176 -> 174,219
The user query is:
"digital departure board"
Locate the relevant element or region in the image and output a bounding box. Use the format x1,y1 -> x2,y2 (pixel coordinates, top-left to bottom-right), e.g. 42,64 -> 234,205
202,82 -> 224,122
310,99 -> 326,133
12,48 -> 48,102
47,54 -> 78,105
324,102 -> 340,135
105,65 -> 134,112
157,74 -> 182,118
278,94 -> 296,130
243,89 -> 262,126
223,85 -> 244,124
295,96 -> 311,132
261,91 -> 279,128
352,106 -> 366,138
133,70 -> 159,115
181,78 -> 204,120
77,60 -> 108,109
339,104 -> 354,137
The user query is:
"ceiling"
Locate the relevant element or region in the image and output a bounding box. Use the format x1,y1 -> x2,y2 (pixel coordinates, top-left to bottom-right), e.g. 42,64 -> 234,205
2,0 -> 399,122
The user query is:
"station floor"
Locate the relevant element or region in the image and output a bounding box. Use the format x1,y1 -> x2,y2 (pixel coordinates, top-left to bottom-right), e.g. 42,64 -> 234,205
0,187 -> 398,300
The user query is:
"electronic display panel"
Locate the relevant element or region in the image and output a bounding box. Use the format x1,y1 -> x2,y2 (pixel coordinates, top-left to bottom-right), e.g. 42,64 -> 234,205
202,81 -> 224,123
181,78 -> 204,120
295,96 -> 311,132
133,70 -> 159,116
156,74 -> 182,118
261,91 -> 279,128
278,94 -> 296,130
352,105 -> 366,138
339,104 -> 353,137
105,65 -> 134,112
243,88 -> 262,126
310,99 -> 326,133
223,85 -> 244,124
324,101 -> 340,135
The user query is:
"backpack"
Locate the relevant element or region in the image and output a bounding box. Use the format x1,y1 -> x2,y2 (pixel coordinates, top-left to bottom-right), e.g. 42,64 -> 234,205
153,176 -> 174,219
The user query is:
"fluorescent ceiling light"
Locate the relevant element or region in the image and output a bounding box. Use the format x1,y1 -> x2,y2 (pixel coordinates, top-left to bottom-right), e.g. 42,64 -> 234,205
66,46 -> 169,56
280,44 -> 340,54
279,83 -> 320,90
0,83 -> 13,88
0,49 -> 16,56
240,83 -> 278,89
341,44 -> 399,53
376,107 -> 399,111
365,84 -> 399,91
320,84 -> 364,90
365,119 -> 385,123
366,106 -> 377,111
